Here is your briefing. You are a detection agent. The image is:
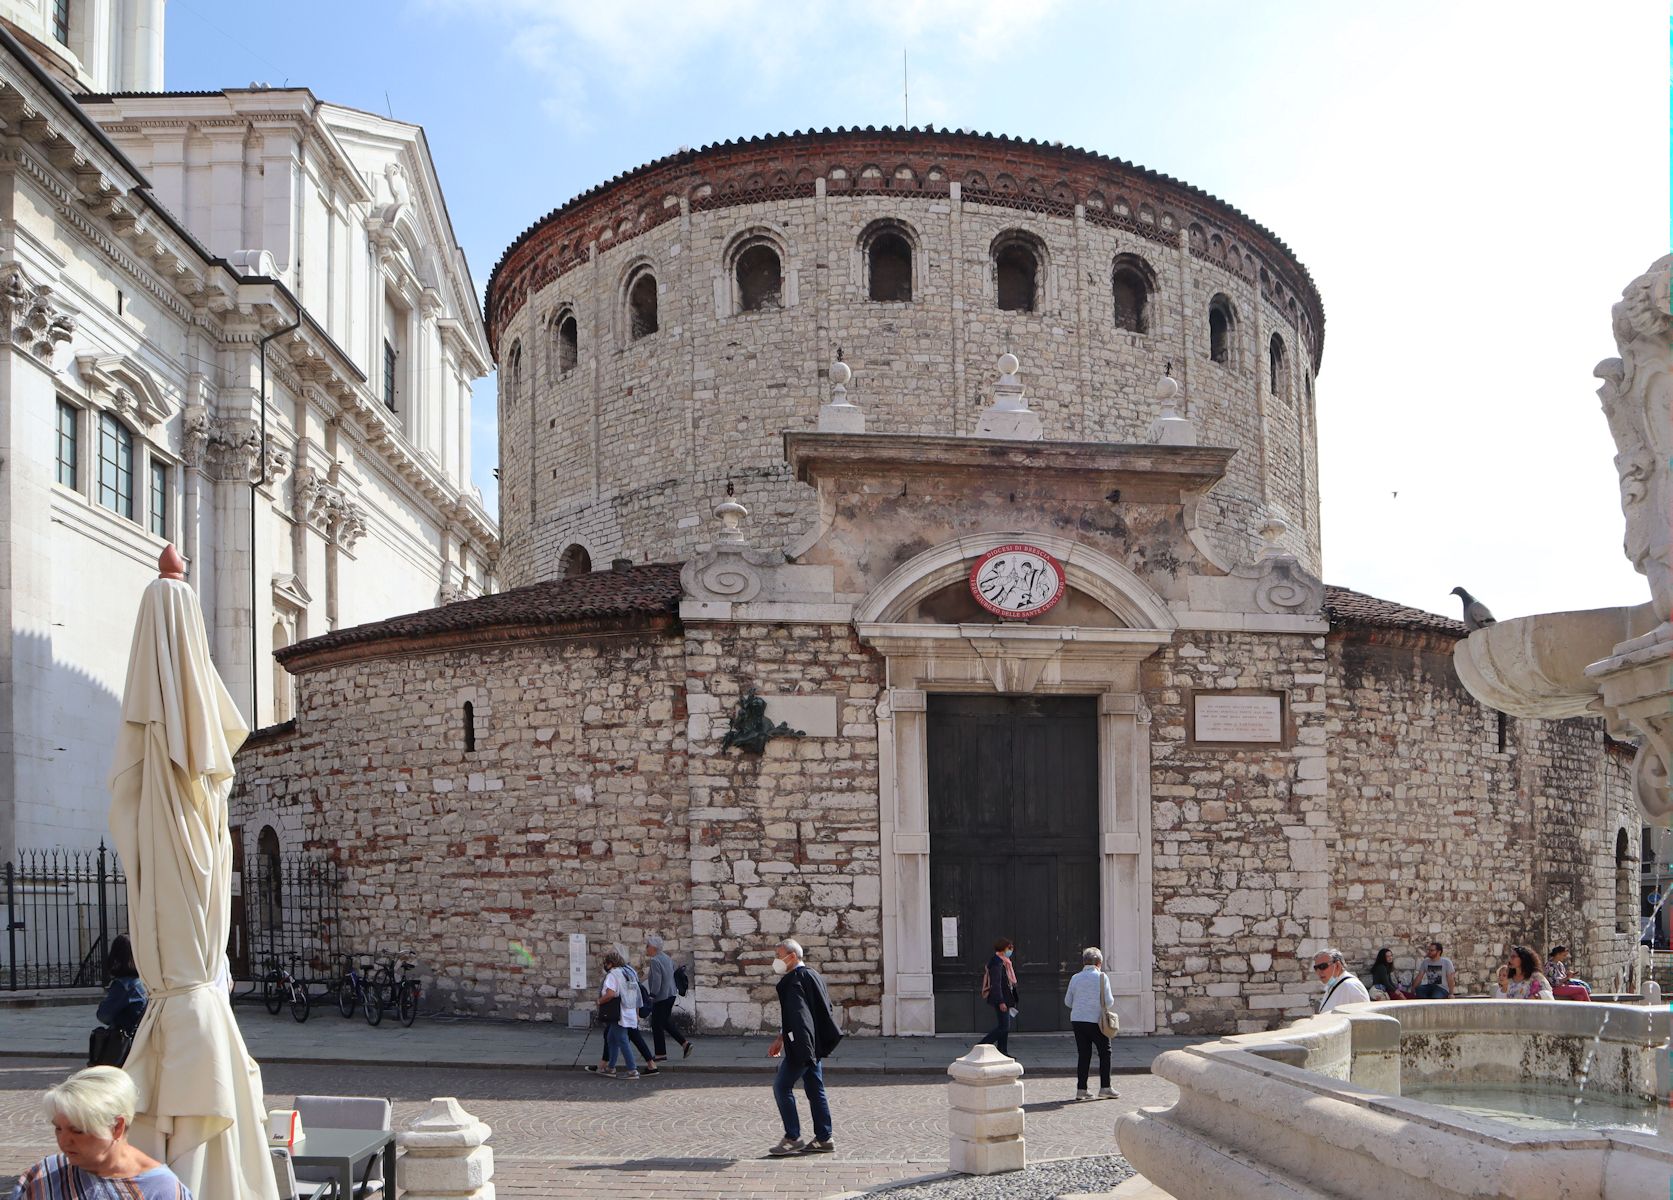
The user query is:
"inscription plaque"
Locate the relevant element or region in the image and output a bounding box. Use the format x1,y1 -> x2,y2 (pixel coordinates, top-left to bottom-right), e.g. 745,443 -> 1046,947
1192,693 -> 1285,744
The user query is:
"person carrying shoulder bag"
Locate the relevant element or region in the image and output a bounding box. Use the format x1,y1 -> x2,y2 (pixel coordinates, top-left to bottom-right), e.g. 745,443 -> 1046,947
1063,946 -> 1120,1101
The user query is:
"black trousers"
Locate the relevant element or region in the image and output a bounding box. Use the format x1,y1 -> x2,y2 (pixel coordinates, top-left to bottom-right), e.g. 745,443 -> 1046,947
649,995 -> 684,1056
1073,1020 -> 1111,1089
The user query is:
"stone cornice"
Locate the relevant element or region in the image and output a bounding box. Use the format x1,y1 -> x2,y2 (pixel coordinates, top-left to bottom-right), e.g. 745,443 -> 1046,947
279,611 -> 675,675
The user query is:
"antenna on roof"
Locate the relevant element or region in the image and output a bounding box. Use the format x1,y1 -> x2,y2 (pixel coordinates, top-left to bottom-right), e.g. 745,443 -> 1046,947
903,49 -> 909,127
385,90 -> 393,119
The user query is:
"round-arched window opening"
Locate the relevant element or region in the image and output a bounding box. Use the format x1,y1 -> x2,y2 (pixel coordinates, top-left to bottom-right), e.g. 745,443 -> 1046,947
627,271 -> 659,340
736,244 -> 783,312
256,825 -> 282,939
1111,256 -> 1153,333
868,232 -> 913,302
1269,333 -> 1290,400
1208,295 -> 1236,364
555,314 -> 578,373
559,544 -> 592,579
995,241 -> 1039,313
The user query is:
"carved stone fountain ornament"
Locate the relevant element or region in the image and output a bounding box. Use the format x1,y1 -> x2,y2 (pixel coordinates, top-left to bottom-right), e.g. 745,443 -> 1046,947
1452,255 -> 1673,817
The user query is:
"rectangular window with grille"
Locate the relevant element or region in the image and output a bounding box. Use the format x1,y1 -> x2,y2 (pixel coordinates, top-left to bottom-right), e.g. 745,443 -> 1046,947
55,399 -> 77,488
52,0 -> 69,45
149,460 -> 168,538
97,412 -> 133,519
383,339 -> 397,410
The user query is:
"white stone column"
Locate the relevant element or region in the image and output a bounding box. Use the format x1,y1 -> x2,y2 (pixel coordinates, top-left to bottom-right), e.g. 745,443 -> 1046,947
885,686 -> 934,1035
397,1097 -> 494,1200
947,1044 -> 1025,1175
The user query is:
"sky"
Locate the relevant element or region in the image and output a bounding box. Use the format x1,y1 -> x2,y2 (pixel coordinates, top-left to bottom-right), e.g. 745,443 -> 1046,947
161,1 -> 1667,623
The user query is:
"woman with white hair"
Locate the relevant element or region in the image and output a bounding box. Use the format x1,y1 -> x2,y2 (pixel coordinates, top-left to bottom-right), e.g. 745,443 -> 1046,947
1062,947 -> 1119,1102
11,1065 -> 192,1198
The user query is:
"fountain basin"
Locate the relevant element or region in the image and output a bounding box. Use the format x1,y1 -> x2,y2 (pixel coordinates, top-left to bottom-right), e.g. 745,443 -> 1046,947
1116,1000 -> 1671,1199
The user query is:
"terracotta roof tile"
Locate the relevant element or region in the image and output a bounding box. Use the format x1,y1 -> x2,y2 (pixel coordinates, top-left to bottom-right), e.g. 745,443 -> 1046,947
1324,585 -> 1465,638
277,562 -> 683,665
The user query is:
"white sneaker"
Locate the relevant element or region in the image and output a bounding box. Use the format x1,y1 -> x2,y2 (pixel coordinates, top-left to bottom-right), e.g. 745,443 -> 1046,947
1098,1087 -> 1120,1099
1074,1089 -> 1093,1101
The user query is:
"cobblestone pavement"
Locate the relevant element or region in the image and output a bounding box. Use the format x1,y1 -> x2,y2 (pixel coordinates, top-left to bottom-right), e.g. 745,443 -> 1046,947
0,1057 -> 1175,1198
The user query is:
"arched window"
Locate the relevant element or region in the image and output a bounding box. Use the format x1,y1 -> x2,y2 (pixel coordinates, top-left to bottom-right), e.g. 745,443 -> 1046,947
271,620 -> 292,724
1269,333 -> 1290,400
463,701 -> 476,753
503,341 -> 523,404
1208,295 -> 1236,364
627,269 -> 659,340
96,412 -> 134,519
866,227 -> 913,301
554,312 -> 578,374
559,543 -> 591,579
736,244 -> 783,312
1617,828 -> 1635,934
1111,254 -> 1154,333
993,234 -> 1041,313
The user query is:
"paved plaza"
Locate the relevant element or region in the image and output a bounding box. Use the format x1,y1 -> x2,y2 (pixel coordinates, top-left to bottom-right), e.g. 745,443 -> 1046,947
0,1053 -> 1177,1198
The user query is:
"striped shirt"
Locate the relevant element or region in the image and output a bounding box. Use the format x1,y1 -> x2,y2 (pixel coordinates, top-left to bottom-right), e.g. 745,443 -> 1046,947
10,1154 -> 192,1200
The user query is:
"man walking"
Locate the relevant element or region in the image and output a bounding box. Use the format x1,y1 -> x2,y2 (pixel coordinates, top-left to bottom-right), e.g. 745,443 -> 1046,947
644,934 -> 693,1060
1413,942 -> 1456,999
766,938 -> 843,1157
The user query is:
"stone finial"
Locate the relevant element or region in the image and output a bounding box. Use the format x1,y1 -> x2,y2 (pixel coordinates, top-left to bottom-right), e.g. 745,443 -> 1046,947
1145,370 -> 1197,446
158,545 -> 186,580
1258,516 -> 1289,560
975,352 -> 1042,441
715,497 -> 749,546
818,354 -> 865,432
397,1097 -> 493,1200
947,1043 -> 1026,1175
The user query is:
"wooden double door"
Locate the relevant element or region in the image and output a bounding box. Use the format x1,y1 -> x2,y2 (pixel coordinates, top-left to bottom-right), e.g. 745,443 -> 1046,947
927,694 -> 1101,1033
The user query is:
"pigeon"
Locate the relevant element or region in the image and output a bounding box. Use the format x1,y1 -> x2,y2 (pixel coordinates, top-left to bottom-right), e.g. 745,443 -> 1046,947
1450,586 -> 1496,631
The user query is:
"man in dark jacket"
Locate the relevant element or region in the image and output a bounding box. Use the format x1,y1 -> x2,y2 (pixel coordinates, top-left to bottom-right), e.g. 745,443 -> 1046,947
766,938 -> 843,1156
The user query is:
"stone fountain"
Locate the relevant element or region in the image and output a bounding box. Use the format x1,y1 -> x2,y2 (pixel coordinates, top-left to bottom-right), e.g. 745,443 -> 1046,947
1116,257 -> 1673,1199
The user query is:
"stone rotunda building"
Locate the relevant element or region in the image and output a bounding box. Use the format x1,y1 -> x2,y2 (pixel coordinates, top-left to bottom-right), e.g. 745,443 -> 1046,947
233,129 -> 1639,1036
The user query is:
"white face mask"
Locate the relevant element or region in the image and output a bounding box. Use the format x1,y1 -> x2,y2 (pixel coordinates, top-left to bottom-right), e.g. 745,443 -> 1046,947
772,957 -> 790,975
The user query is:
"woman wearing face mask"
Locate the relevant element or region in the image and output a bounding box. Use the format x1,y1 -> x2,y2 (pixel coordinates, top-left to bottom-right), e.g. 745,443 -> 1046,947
978,938 -> 1019,1056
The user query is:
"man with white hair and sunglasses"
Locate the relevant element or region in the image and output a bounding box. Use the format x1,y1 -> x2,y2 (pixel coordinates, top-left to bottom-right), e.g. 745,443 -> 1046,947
1312,946 -> 1370,1013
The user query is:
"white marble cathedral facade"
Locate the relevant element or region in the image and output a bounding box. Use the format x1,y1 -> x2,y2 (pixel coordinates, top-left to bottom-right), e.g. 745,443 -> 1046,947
0,1 -> 496,854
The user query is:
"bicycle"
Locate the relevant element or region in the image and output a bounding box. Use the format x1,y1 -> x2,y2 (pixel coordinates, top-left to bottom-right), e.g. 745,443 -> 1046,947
393,954 -> 422,1028
360,951 -> 422,1027
261,956 -> 310,1023
335,955 -> 386,1026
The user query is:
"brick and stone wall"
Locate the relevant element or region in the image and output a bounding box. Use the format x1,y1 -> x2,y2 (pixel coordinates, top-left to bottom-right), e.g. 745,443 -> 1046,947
487,130 -> 1324,587
1323,626 -> 1639,997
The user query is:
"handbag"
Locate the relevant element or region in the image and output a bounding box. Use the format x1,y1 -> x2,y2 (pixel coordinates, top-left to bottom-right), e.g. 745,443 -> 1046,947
88,1024 -> 132,1067
1097,976 -> 1120,1038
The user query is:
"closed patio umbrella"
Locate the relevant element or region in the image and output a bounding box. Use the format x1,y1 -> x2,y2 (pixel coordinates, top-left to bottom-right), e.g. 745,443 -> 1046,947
108,545 -> 278,1199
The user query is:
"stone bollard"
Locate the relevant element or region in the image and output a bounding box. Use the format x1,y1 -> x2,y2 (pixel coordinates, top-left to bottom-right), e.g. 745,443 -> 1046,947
947,1043 -> 1025,1175
397,1097 -> 494,1200
1645,980 -> 1662,1006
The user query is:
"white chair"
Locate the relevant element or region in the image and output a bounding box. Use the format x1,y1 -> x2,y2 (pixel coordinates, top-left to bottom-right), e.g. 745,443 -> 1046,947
292,1094 -> 394,1199
270,1146 -> 340,1200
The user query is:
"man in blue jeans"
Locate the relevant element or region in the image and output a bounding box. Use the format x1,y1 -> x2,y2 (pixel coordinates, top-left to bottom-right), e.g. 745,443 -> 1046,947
766,938 -> 844,1156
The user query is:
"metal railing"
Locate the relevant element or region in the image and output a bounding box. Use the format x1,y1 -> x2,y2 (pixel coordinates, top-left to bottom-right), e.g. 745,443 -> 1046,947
3,843 -> 127,991
242,852 -> 341,984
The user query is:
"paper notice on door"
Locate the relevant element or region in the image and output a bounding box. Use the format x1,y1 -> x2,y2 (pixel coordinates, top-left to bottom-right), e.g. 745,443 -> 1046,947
941,916 -> 959,958
568,933 -> 587,991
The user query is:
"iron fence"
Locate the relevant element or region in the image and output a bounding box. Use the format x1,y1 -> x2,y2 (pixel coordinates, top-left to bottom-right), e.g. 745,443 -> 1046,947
2,843 -> 128,991
241,851 -> 341,984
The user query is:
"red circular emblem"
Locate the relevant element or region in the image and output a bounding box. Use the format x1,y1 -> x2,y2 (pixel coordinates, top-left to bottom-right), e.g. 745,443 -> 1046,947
968,543 -> 1067,620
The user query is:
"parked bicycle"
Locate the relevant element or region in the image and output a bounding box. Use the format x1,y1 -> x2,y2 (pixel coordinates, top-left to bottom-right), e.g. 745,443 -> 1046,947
334,954 -> 387,1026
359,951 -> 422,1028
261,956 -> 310,1023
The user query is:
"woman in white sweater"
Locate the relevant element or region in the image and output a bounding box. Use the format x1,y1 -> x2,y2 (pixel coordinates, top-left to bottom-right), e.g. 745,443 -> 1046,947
1062,948 -> 1119,1102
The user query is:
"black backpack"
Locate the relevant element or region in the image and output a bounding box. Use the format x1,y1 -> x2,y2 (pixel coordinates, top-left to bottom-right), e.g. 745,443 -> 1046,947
673,964 -> 690,997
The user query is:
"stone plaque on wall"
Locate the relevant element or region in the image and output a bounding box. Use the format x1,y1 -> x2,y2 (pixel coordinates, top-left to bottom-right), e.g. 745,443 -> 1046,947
1189,691 -> 1288,747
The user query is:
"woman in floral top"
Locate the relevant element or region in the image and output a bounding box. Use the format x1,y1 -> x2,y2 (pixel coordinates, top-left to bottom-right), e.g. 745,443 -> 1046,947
11,1067 -> 192,1199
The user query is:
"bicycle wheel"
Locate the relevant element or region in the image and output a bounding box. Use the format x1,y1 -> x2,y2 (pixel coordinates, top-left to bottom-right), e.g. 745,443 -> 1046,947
363,981 -> 385,1026
290,981 -> 310,1023
398,982 -> 419,1027
337,976 -> 357,1019
263,972 -> 282,1015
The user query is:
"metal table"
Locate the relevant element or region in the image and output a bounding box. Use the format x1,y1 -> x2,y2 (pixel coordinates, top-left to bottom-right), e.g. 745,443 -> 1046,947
290,1126 -> 396,1198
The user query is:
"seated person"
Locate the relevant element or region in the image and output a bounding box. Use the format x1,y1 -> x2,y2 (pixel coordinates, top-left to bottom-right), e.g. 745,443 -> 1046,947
11,1065 -> 192,1198
1546,946 -> 1591,1000
96,935 -> 146,1035
1412,942 -> 1455,999
1491,945 -> 1554,1000
1367,947 -> 1408,999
